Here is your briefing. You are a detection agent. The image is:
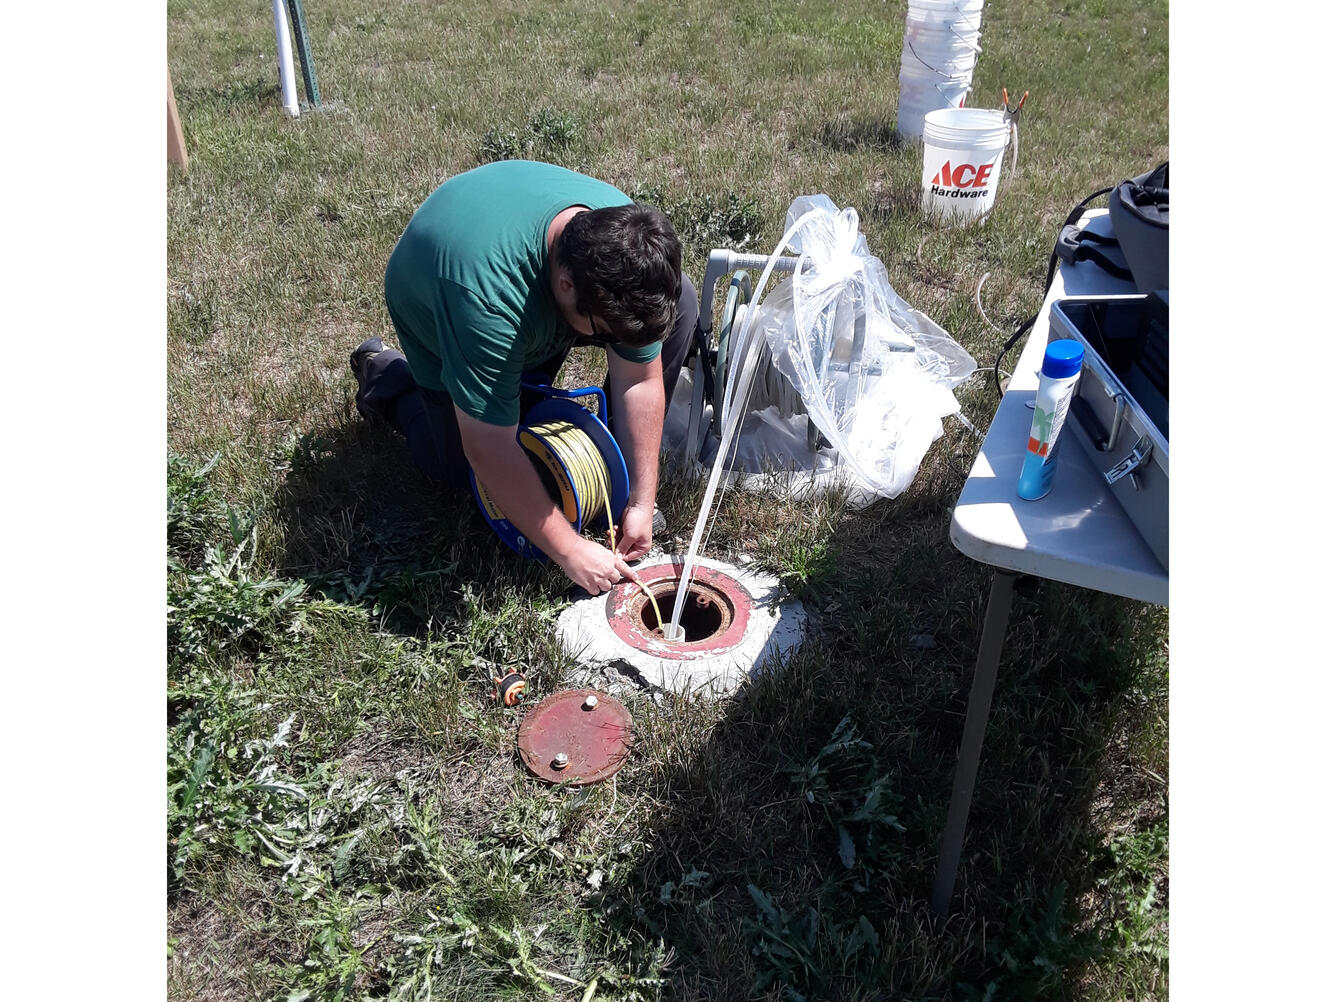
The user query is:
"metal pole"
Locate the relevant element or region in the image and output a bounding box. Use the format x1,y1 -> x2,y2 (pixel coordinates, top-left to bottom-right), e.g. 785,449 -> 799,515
930,568 -> 1018,916
285,0 -> 321,106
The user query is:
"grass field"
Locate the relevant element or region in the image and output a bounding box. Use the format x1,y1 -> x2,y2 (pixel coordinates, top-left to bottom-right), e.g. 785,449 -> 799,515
167,1 -> 1169,999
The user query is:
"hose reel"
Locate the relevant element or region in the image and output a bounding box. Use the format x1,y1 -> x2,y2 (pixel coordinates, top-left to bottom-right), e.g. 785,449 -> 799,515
685,248 -> 880,465
470,383 -> 629,561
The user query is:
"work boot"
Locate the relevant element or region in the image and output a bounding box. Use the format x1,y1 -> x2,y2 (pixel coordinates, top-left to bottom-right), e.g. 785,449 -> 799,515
349,336 -> 385,420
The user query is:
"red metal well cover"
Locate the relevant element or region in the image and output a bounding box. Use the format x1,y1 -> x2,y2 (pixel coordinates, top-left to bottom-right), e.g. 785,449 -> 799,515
516,689 -> 633,785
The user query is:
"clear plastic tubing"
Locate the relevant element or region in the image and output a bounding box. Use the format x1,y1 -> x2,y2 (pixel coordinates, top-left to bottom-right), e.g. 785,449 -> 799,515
667,211 -> 822,639
1016,339 -> 1085,501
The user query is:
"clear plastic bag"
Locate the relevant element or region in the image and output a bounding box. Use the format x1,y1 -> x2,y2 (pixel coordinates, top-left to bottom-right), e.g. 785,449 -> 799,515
749,194 -> 977,498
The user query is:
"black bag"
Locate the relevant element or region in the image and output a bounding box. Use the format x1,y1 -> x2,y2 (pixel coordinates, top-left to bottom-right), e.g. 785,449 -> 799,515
1056,162 -> 1168,292
1107,161 -> 1168,296
994,163 -> 1169,397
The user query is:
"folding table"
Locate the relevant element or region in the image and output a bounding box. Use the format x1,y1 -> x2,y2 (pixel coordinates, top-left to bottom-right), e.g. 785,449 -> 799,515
930,209 -> 1168,915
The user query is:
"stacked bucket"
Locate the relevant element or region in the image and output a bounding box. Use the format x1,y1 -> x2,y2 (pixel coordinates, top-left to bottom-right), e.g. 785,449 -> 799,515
895,0 -> 986,140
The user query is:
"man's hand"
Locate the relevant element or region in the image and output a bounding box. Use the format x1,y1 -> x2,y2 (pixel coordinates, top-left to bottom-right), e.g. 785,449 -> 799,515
615,503 -> 653,562
454,408 -> 640,594
556,537 -> 635,595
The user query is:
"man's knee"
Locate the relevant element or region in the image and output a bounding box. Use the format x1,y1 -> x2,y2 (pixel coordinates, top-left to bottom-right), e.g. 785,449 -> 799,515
663,274 -> 698,367
676,274 -> 699,337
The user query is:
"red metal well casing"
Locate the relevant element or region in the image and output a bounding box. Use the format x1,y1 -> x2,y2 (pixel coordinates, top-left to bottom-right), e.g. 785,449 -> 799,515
604,562 -> 753,660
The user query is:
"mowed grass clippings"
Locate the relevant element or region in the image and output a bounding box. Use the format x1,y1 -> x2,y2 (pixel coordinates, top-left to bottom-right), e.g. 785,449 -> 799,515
167,1 -> 1168,1000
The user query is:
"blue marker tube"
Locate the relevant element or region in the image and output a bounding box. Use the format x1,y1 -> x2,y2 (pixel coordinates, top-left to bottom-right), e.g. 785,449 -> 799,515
1017,339 -> 1085,500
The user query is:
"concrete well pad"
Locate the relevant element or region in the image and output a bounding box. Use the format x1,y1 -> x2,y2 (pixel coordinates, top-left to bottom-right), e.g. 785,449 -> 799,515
556,553 -> 806,697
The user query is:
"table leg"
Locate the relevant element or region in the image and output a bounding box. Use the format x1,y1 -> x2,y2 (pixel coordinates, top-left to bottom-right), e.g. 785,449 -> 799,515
930,568 -> 1018,916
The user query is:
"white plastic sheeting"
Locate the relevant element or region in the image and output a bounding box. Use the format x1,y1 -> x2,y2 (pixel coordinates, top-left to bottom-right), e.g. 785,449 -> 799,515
664,194 -> 976,505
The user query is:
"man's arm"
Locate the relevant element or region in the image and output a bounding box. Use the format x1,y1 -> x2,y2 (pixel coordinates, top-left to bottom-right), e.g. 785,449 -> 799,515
605,351 -> 663,560
455,408 -> 632,594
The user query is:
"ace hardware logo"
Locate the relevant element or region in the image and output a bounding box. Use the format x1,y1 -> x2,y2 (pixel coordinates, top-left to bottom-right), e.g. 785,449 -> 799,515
928,159 -> 994,199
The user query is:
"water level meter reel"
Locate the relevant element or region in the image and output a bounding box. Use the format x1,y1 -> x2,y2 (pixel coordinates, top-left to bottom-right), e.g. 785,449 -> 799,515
470,382 -> 629,561
682,248 -> 879,468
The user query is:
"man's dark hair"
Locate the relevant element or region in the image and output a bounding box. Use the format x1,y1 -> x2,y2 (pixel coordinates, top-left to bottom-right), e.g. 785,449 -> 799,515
555,204 -> 682,348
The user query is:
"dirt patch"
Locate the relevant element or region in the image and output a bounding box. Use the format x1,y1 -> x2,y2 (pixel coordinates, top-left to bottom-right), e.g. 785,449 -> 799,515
439,748 -> 520,820
337,729 -> 439,784
168,881 -> 288,1002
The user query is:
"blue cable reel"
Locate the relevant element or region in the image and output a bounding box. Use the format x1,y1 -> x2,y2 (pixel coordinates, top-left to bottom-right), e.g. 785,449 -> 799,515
469,382 -> 630,561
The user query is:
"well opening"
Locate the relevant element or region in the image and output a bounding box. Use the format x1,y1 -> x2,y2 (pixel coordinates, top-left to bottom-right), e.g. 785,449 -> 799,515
631,579 -> 734,644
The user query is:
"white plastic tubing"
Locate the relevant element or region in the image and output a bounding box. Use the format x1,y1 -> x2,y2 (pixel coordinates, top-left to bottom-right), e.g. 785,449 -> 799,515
668,209 -> 824,636
272,0 -> 301,117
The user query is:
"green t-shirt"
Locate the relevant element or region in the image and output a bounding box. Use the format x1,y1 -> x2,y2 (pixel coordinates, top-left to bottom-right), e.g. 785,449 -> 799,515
383,160 -> 661,426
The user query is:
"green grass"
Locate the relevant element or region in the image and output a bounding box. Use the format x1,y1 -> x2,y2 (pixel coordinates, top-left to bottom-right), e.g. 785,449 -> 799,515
167,1 -> 1168,998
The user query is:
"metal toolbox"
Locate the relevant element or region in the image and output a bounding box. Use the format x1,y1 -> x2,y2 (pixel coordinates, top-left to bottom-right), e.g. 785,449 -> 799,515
1049,294 -> 1169,570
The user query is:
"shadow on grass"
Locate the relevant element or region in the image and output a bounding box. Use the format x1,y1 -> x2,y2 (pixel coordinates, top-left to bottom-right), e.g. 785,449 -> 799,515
271,420 -> 498,623
813,116 -> 910,155
274,421 -> 442,577
175,79 -> 281,114
862,171 -> 935,228
600,487 -> 1167,1000
269,416 -> 581,645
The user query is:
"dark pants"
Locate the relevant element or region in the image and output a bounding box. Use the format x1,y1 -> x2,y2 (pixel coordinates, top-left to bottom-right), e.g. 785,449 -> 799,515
358,275 -> 698,488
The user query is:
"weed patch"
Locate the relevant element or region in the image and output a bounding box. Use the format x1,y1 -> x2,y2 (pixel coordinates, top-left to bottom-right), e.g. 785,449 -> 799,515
479,108 -> 583,166
735,717 -> 911,998
167,678 -> 310,887
168,519 -> 307,666
630,185 -> 766,258
168,452 -> 227,562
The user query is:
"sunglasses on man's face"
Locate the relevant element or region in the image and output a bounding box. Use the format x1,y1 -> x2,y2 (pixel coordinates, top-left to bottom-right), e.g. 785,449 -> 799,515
582,312 -> 617,346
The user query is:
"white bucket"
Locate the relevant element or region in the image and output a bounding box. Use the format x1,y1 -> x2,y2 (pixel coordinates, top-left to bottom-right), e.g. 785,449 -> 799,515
904,20 -> 981,49
905,12 -> 983,35
900,45 -> 979,76
919,108 -> 1011,223
899,72 -> 971,106
905,10 -> 983,34
896,0 -> 984,140
896,73 -> 973,138
908,0 -> 984,15
902,32 -> 979,61
907,6 -> 983,22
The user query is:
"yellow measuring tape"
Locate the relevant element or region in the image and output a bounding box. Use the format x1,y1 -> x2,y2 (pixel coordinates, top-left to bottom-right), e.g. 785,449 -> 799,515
520,419 -> 665,632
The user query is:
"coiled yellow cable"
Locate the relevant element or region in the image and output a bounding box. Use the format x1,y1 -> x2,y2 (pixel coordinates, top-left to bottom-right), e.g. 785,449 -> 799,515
521,420 -> 613,532
520,419 -> 665,633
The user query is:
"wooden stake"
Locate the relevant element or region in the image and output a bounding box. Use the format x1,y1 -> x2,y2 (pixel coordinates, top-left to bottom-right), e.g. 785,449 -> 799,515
167,66 -> 188,171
